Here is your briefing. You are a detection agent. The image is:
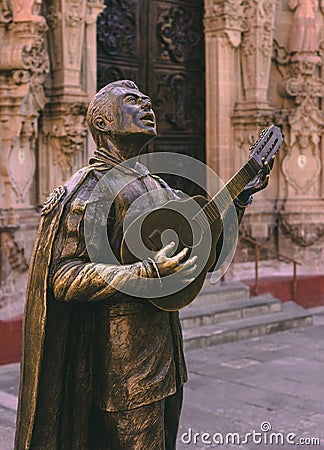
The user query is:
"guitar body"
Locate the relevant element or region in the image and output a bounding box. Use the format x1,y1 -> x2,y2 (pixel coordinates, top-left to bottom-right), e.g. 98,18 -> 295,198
120,196 -> 222,311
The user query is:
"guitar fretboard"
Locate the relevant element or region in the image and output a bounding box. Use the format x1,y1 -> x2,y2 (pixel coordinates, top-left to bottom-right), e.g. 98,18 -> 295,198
193,157 -> 261,231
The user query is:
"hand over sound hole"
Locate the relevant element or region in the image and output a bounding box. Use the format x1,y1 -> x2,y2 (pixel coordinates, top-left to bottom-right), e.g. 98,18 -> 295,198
153,241 -> 198,286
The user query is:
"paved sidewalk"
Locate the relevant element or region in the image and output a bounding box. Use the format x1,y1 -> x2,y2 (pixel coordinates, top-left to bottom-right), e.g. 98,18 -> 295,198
1,315 -> 324,450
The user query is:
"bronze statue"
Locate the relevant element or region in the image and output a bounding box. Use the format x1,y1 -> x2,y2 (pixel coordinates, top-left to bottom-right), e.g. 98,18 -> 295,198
15,80 -> 277,450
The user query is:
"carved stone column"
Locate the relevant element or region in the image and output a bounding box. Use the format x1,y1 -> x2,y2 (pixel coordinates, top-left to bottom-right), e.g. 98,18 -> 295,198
45,0 -> 86,96
0,1 -> 49,317
39,0 -> 103,201
0,19 -> 48,208
240,0 -> 277,110
84,1 -> 105,157
231,0 -> 277,246
204,0 -> 244,192
273,18 -> 324,268
40,103 -> 88,192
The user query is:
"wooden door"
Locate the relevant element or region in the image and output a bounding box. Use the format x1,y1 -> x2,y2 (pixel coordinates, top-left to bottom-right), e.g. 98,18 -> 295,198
97,0 -> 205,195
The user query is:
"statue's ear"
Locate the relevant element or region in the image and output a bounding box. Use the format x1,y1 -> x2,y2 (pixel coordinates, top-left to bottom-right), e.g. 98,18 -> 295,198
93,116 -> 113,132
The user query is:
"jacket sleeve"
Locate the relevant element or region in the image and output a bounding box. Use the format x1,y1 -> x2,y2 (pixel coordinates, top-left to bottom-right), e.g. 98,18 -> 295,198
52,260 -> 154,303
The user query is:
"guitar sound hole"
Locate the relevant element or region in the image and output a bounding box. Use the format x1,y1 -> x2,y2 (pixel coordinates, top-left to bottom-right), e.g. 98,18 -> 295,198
160,229 -> 179,253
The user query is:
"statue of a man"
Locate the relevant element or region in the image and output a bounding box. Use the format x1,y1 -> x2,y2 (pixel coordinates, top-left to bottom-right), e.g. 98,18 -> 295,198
288,0 -> 319,54
15,80 -> 271,450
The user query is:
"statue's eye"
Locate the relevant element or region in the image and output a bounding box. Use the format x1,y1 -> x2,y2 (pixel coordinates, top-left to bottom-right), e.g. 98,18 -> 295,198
126,96 -> 137,105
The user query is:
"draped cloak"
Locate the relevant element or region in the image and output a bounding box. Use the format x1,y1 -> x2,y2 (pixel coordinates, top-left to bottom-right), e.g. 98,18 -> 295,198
15,166 -> 98,450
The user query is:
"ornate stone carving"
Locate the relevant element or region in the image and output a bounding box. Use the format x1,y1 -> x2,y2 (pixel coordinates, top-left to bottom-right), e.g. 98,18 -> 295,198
204,0 -> 244,48
84,0 -> 105,121
8,0 -> 45,23
21,36 -> 49,76
154,72 -> 203,133
281,105 -> 322,196
1,231 -> 28,273
272,39 -> 291,69
97,63 -> 137,90
0,0 -> 104,316
274,42 -> 324,199
0,18 -> 49,207
0,0 -> 12,23
280,214 -> 324,247
50,104 -> 87,178
97,0 -> 137,57
65,0 -> 83,64
45,0 -> 86,91
272,8 -> 324,254
288,0 -> 319,56
0,223 -> 33,318
46,4 -> 61,30
157,5 -> 202,63
241,0 -> 277,107
7,117 -> 37,202
283,62 -> 323,102
46,5 -> 62,66
44,103 -> 88,181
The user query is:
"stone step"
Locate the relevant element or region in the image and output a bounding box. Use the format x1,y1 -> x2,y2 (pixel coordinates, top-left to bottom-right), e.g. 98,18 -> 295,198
196,279 -> 250,306
180,293 -> 281,329
183,302 -> 313,351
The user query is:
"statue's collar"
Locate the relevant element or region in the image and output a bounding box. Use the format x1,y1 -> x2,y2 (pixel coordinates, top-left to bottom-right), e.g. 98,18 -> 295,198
89,147 -> 149,177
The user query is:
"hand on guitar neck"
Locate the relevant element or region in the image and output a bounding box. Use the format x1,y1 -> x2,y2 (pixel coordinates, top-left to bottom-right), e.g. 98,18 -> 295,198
236,158 -> 274,204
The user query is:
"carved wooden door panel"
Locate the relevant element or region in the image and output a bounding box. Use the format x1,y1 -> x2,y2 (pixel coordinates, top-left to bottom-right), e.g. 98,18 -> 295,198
97,0 -> 205,195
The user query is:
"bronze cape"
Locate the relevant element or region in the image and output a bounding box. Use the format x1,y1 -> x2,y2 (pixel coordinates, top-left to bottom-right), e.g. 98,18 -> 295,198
15,166 -> 98,450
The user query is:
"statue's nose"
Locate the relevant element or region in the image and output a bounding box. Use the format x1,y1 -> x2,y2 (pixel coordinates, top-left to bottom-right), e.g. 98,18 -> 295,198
141,99 -> 152,111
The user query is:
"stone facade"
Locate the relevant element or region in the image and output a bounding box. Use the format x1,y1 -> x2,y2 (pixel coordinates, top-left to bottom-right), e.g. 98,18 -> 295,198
204,0 -> 324,272
0,0 -> 103,318
0,0 -> 323,318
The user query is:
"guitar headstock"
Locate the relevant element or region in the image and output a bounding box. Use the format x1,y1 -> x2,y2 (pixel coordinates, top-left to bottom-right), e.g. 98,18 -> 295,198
249,125 -> 283,168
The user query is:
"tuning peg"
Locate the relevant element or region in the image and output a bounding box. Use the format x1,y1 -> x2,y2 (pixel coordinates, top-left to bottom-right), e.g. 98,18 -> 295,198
263,160 -> 269,166
271,155 -> 276,160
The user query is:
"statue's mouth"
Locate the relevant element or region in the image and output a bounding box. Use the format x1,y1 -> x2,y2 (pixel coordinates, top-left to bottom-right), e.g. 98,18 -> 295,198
140,113 -> 155,126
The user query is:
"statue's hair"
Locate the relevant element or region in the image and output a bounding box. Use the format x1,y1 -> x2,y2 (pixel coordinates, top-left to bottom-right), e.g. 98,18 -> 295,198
87,80 -> 139,144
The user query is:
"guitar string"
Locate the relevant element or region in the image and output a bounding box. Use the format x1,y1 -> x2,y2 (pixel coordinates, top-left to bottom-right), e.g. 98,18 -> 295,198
193,160 -> 259,230
192,141 -> 278,232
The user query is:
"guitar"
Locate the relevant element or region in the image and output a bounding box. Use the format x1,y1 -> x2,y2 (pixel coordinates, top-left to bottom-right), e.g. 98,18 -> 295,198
120,125 -> 283,311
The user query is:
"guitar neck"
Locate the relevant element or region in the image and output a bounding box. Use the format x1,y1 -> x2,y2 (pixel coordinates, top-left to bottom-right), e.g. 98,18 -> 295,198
194,157 -> 261,228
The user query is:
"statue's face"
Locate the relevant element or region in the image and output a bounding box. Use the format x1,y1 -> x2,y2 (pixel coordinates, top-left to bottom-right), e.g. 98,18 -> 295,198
111,87 -> 157,139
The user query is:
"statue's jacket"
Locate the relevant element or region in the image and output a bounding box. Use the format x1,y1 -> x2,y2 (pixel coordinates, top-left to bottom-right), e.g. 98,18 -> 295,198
14,155 -> 188,450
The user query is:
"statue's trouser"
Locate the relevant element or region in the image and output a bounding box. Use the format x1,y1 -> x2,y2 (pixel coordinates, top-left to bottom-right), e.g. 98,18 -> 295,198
96,387 -> 183,450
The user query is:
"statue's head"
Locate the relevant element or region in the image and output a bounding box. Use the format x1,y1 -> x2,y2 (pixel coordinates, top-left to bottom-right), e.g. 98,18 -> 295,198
87,80 -> 157,151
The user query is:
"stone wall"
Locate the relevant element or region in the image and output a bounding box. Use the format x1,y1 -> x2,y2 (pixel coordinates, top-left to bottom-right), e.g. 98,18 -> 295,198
204,0 -> 324,273
0,0 -> 103,319
0,0 -> 323,318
